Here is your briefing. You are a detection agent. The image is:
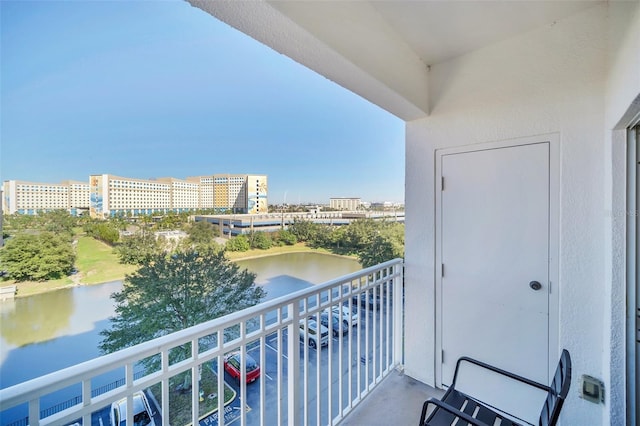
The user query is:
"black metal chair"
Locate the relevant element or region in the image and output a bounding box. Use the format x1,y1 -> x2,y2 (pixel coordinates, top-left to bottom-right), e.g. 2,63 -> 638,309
419,349 -> 571,426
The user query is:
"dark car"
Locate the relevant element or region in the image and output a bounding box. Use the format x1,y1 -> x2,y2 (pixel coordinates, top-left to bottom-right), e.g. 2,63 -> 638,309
319,311 -> 349,337
224,352 -> 260,384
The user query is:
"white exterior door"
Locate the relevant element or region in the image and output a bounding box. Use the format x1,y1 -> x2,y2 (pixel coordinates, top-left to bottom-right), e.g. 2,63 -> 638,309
438,142 -> 551,422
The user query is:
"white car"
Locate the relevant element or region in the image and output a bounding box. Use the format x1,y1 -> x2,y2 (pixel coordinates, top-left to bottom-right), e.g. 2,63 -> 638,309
332,305 -> 359,327
110,391 -> 155,426
299,319 -> 329,349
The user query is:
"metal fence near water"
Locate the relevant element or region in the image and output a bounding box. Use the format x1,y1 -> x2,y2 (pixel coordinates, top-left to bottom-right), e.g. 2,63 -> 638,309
0,259 -> 403,426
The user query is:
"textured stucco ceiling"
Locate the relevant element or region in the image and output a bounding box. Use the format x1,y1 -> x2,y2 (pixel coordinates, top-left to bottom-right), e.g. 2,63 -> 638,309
270,1 -> 601,66
188,0 -> 603,120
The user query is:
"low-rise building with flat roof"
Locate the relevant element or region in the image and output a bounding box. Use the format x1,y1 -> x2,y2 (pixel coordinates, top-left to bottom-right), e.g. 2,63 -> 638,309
330,197 -> 362,211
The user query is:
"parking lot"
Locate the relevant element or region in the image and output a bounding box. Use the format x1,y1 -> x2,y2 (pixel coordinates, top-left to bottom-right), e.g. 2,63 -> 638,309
66,301 -> 391,426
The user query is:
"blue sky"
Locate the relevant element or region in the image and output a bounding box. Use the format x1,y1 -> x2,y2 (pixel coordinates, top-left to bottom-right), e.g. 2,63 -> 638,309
0,0 -> 404,205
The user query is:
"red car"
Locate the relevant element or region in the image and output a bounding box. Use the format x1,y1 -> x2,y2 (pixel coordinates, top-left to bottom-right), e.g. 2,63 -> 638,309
224,352 -> 260,384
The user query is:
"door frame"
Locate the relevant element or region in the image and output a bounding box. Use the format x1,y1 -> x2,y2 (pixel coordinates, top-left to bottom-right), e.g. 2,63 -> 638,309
626,123 -> 639,426
434,134 -> 560,387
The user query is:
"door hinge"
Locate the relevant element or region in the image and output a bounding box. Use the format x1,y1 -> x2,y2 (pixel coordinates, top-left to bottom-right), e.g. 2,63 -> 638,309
441,263 -> 445,277
441,176 -> 445,191
442,349 -> 445,363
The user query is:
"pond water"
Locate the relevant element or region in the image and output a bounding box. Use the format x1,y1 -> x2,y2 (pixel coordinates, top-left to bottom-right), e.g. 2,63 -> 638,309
0,252 -> 361,390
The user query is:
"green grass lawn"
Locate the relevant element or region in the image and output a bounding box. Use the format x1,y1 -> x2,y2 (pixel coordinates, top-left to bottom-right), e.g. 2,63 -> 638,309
4,238 -> 353,298
74,236 -> 137,284
6,235 -> 137,297
7,276 -> 74,297
224,242 -> 351,261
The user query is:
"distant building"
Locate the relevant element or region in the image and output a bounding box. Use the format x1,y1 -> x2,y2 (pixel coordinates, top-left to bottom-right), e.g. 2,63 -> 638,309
90,174 -> 172,218
65,180 -> 91,215
330,197 -> 362,211
4,173 -> 268,217
156,177 -> 201,212
196,210 -> 404,237
246,174 -> 268,214
187,174 -> 268,214
3,180 -> 71,215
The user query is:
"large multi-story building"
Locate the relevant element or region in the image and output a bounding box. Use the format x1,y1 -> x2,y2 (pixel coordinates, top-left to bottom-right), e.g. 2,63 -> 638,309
2,174 -> 268,217
90,174 -> 173,218
186,175 -> 215,211
66,180 -> 91,214
246,174 -> 268,214
3,180 -> 71,215
2,180 -> 90,215
187,173 -> 268,214
330,197 -> 362,211
156,177 -> 201,212
214,174 -> 247,212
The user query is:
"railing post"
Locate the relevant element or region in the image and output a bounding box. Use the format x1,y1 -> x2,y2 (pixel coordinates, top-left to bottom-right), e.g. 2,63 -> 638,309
217,328 -> 225,426
162,349 -> 170,426
28,397 -> 39,426
191,339 -> 200,426
82,379 -> 91,426
287,300 -> 300,426
393,261 -> 404,368
125,364 -> 134,426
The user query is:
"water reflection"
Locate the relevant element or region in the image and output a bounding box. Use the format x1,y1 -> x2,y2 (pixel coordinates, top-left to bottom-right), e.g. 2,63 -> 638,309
0,281 -> 121,365
236,252 -> 361,291
1,289 -> 74,347
0,253 -> 360,389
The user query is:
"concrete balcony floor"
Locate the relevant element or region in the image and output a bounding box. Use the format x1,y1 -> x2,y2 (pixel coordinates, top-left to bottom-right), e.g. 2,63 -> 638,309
341,369 -> 445,426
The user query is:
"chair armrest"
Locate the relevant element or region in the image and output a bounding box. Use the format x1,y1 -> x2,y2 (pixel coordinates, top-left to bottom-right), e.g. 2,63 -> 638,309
453,356 -> 553,394
419,398 -> 490,426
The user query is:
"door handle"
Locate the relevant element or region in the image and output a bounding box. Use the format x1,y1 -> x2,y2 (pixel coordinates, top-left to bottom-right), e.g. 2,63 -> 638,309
529,281 -> 542,291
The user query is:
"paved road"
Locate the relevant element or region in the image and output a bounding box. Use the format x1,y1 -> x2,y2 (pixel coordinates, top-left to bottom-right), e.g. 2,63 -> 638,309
219,306 -> 392,426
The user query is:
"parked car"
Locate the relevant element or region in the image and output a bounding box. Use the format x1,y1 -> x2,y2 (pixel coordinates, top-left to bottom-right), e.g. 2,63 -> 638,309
332,305 -> 359,327
110,391 -> 155,426
224,352 -> 261,384
299,319 -> 329,349
319,311 -> 349,337
352,292 -> 381,310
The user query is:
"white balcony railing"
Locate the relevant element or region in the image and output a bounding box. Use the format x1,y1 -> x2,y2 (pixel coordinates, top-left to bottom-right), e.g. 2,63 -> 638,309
0,259 -> 403,426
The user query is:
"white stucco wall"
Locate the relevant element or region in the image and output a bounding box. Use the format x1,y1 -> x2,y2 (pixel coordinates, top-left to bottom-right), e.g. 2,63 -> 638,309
604,2 -> 640,425
404,4 -> 639,425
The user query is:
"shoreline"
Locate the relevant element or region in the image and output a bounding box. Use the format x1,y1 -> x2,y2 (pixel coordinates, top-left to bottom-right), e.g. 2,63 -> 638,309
2,246 -> 359,299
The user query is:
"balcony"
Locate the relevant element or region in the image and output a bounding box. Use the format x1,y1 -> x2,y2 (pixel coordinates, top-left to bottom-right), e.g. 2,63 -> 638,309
0,259 -> 420,426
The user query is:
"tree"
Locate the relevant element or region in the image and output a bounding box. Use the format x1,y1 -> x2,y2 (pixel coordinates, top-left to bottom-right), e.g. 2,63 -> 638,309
308,224 -> 332,248
186,220 -> 218,251
113,231 -> 161,265
275,230 -> 297,246
3,214 -> 38,233
0,232 -> 75,281
99,250 -> 265,368
225,235 -> 250,252
343,219 -> 378,252
156,211 -> 184,230
84,220 -> 120,245
323,226 -> 346,250
250,232 -> 272,250
358,223 -> 404,268
288,218 -> 322,242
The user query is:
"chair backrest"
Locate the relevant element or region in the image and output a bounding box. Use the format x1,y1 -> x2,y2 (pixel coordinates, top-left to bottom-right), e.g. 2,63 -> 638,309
539,349 -> 572,426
